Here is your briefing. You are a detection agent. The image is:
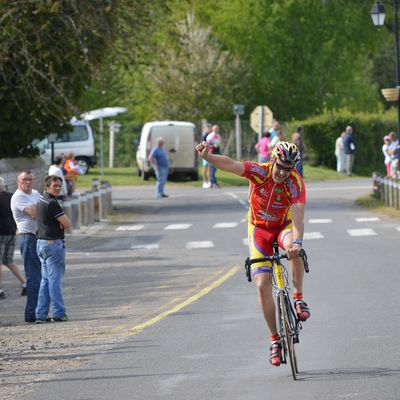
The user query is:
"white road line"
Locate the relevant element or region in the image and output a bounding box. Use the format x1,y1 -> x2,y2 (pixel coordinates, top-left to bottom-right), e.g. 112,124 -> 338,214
186,241 -> 214,249
347,228 -> 377,237
303,232 -> 324,240
397,227 -> 400,233
242,238 -> 249,246
308,219 -> 332,224
213,222 -> 238,229
131,244 -> 159,250
116,225 -> 144,231
164,223 -> 192,230
239,199 -> 248,208
355,217 -> 380,222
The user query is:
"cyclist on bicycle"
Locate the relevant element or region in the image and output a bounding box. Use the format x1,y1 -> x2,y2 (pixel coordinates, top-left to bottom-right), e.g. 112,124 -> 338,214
196,140 -> 310,367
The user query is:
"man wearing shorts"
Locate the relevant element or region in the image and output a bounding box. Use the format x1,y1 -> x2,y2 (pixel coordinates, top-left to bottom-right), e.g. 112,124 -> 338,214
196,141 -> 310,367
0,177 -> 26,298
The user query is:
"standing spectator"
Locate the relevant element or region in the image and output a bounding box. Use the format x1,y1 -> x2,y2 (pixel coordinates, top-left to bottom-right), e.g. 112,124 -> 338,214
36,176 -> 71,323
388,131 -> 400,178
291,125 -> 306,177
0,177 -> 26,299
49,154 -> 68,200
335,132 -> 346,173
10,170 -> 42,322
255,131 -> 271,163
343,125 -> 356,176
206,124 -> 222,188
201,123 -> 213,188
268,120 -> 281,139
382,135 -> 392,177
270,129 -> 285,150
149,137 -> 170,198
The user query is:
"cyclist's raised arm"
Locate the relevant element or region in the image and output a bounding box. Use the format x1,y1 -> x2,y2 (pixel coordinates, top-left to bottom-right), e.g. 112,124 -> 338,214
196,141 -> 245,176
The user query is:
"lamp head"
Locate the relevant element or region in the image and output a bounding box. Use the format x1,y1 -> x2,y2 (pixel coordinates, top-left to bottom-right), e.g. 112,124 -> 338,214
370,1 -> 386,27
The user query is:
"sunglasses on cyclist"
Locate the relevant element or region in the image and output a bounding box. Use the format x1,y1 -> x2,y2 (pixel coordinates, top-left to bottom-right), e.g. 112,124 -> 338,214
274,162 -> 294,173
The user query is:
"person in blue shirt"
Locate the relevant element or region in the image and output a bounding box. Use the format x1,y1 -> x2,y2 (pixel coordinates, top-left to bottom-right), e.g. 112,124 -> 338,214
149,137 -> 169,198
342,125 -> 356,176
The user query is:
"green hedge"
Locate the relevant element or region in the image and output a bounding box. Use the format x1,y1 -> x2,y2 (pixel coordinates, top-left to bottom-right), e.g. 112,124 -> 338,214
285,108 -> 397,176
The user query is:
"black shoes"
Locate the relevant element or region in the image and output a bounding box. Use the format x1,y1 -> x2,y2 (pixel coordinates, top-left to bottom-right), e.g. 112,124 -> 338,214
53,315 -> 69,322
35,318 -> 52,324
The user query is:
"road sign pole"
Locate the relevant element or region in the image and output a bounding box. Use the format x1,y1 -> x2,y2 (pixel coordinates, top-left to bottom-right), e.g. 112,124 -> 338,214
258,106 -> 264,163
235,113 -> 242,160
99,117 -> 104,177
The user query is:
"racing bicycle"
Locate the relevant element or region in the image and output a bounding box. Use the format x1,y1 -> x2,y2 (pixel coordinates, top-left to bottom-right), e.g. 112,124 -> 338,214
244,241 -> 309,380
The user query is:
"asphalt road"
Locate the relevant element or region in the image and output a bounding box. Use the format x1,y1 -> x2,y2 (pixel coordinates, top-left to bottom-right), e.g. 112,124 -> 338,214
5,178 -> 400,399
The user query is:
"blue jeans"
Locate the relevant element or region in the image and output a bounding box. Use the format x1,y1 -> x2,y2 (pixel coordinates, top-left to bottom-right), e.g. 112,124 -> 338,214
36,239 -> 66,319
18,234 -> 42,322
155,166 -> 169,197
210,166 -> 218,185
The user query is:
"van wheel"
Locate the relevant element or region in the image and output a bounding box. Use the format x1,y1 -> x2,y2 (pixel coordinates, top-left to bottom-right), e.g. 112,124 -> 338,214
76,157 -> 90,174
190,171 -> 199,181
142,171 -> 150,181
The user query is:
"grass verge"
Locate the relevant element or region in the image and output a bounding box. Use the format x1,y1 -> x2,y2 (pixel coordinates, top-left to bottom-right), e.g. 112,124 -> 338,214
77,163 -> 360,189
355,194 -> 400,218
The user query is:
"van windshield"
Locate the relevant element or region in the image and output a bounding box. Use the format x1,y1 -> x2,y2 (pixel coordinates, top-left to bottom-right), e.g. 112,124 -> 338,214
151,125 -> 194,138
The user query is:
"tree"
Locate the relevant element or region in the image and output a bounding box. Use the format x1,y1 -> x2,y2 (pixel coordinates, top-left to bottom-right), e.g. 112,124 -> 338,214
195,0 -> 384,120
134,11 -> 249,122
0,0 -> 167,158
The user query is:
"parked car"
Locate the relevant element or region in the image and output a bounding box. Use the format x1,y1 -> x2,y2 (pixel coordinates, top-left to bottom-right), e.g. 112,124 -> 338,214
34,119 -> 97,174
136,121 -> 199,180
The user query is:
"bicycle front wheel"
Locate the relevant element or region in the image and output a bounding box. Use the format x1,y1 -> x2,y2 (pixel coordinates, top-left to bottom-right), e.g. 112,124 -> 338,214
278,292 -> 297,380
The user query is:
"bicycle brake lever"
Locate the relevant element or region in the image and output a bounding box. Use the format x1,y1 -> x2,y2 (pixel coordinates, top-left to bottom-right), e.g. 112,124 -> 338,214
299,249 -> 309,273
244,258 -> 252,282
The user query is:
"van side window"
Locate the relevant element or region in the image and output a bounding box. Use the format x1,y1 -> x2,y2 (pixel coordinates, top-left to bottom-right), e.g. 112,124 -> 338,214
57,126 -> 89,142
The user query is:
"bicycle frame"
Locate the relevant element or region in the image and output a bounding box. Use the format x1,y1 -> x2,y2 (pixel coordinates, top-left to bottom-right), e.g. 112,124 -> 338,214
244,241 -> 309,380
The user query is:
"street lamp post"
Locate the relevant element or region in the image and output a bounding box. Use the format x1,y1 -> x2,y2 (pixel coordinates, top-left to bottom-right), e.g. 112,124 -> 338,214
370,0 -> 400,135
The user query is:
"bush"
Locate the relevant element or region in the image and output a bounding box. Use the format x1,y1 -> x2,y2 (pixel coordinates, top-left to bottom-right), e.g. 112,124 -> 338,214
284,108 -> 396,176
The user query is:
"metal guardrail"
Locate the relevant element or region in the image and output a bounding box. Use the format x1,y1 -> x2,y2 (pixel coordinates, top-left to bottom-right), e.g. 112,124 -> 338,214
372,172 -> 400,210
63,180 -> 113,233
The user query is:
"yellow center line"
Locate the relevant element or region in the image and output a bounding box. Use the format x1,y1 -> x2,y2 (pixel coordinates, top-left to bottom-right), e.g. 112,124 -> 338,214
127,266 -> 240,336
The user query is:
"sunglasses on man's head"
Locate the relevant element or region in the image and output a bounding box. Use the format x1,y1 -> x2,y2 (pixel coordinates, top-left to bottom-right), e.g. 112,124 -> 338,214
275,162 -> 294,173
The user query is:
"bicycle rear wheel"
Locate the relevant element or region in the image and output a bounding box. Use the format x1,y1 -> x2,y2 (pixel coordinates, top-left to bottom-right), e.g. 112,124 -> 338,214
278,292 -> 297,380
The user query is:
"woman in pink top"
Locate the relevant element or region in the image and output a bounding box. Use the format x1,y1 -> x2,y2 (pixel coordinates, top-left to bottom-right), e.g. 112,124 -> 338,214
255,132 -> 271,163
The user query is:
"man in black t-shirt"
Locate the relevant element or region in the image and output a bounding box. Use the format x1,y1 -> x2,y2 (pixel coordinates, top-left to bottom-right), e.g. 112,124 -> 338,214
35,175 -> 71,323
0,177 -> 26,298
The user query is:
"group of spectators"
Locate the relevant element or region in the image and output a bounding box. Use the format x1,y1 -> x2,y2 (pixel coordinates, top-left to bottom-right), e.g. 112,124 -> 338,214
335,125 -> 400,178
0,154 -> 80,323
254,120 -> 306,177
335,125 -> 356,176
50,152 -> 85,198
382,131 -> 400,178
200,120 -> 306,190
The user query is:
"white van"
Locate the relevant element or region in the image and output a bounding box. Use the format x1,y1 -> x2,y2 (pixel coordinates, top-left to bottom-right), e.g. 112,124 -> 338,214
136,121 -> 199,180
34,119 -> 97,174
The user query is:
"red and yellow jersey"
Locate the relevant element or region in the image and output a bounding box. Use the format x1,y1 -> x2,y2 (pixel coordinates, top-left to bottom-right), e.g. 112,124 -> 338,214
241,161 -> 306,229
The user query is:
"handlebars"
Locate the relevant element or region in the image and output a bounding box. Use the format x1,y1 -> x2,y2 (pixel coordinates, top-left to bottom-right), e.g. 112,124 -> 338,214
244,248 -> 309,283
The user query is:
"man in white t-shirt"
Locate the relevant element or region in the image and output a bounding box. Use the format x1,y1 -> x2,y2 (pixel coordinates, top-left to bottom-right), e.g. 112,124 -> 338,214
10,170 -> 42,323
